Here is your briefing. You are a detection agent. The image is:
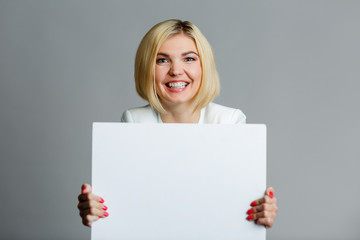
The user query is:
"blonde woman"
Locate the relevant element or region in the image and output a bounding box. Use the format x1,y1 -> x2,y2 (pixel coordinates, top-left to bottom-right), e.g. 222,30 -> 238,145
77,19 -> 278,229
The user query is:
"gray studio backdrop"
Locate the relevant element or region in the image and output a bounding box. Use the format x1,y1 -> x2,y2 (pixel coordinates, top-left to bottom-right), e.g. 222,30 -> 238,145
0,0 -> 359,239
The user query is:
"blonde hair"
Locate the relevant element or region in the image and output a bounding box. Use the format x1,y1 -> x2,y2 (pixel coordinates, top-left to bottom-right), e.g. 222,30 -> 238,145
134,19 -> 220,114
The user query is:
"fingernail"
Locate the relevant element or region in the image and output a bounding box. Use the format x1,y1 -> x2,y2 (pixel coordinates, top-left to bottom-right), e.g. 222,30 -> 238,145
103,212 -> 109,217
82,186 -> 86,193
98,216 -> 102,218
99,198 -> 105,203
250,201 -> 257,207
247,208 -> 254,215
246,215 -> 254,220
102,205 -> 108,211
269,191 -> 274,198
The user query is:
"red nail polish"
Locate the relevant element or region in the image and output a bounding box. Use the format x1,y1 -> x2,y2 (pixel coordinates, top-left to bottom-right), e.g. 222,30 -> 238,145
82,186 -> 86,193
246,215 -> 254,220
250,201 -> 257,207
103,212 -> 109,217
269,191 -> 274,198
99,198 -> 105,203
102,205 -> 108,211
98,216 -> 102,218
247,208 -> 254,215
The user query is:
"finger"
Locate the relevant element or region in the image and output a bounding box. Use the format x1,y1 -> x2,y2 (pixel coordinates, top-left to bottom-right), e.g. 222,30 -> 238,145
78,199 -> 107,211
246,214 -> 255,221
78,192 -> 104,203
255,217 -> 274,229
78,183 -> 94,202
82,207 -> 108,219
253,210 -> 276,221
82,213 -> 101,227
246,212 -> 275,221
81,183 -> 92,194
246,202 -> 278,221
250,195 -> 273,207
266,187 -> 275,199
250,203 -> 275,214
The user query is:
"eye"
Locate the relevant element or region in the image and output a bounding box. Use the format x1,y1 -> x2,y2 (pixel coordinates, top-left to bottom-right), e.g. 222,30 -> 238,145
185,57 -> 196,62
156,58 -> 168,63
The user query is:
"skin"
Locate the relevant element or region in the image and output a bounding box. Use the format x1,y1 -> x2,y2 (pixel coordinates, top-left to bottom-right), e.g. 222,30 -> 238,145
77,33 -> 279,228
154,33 -> 202,123
77,183 -> 108,227
247,187 -> 278,228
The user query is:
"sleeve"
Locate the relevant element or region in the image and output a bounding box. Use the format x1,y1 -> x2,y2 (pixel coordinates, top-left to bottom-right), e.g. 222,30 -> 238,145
232,109 -> 246,124
121,110 -> 134,123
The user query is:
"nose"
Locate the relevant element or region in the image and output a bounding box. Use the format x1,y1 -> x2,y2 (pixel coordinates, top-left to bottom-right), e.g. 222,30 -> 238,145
169,60 -> 184,76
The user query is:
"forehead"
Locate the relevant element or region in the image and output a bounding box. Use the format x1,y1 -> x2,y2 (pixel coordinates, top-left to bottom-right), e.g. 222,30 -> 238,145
158,34 -> 198,53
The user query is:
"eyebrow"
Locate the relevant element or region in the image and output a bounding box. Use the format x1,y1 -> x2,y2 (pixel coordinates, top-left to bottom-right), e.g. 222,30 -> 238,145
157,51 -> 199,57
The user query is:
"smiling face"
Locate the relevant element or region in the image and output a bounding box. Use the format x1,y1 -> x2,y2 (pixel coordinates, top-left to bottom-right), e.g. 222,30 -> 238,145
155,33 -> 202,110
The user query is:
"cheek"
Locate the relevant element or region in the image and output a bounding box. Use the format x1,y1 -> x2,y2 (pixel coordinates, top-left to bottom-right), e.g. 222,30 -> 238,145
155,66 -> 167,85
154,67 -> 160,83
154,72 -> 162,90
190,65 -> 202,83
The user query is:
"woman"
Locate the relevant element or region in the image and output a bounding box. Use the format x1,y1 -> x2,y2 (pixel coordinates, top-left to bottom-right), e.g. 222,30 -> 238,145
77,19 -> 278,229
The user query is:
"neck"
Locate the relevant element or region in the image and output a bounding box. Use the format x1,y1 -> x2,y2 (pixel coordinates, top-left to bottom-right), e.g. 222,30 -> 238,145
160,102 -> 200,123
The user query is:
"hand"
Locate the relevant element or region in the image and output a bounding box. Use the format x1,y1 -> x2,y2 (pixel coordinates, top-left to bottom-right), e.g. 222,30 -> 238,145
246,187 -> 278,229
77,183 -> 109,227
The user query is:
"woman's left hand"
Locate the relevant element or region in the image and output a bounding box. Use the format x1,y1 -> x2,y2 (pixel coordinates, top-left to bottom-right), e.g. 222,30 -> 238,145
246,187 -> 278,229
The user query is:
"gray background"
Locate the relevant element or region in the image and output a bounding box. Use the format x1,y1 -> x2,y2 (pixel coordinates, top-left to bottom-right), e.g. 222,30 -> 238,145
0,0 -> 359,239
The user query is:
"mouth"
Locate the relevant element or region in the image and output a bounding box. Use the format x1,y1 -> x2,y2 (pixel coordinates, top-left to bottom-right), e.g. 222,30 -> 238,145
165,81 -> 190,89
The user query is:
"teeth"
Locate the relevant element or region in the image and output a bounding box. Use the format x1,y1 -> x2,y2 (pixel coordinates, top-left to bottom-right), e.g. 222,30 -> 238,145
167,82 -> 188,88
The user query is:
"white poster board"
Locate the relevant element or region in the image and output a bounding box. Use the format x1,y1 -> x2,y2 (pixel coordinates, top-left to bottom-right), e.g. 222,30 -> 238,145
92,123 -> 266,240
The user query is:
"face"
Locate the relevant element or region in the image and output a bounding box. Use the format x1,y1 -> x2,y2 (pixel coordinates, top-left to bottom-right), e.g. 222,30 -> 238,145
155,33 -> 202,109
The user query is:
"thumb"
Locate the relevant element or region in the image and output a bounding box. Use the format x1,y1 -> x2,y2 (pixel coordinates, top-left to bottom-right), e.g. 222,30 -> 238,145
81,183 -> 92,194
266,187 -> 275,199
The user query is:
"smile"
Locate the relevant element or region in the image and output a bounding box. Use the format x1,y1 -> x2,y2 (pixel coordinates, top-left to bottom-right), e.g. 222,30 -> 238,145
165,82 -> 189,89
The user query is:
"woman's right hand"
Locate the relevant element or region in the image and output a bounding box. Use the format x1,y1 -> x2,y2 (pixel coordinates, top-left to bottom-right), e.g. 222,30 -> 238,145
77,183 -> 109,227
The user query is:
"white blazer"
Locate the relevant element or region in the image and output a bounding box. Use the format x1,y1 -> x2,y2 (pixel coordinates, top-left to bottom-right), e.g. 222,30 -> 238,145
121,102 -> 246,124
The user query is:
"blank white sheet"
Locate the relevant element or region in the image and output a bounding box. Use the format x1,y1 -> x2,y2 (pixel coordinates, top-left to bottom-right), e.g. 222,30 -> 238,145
91,123 -> 266,240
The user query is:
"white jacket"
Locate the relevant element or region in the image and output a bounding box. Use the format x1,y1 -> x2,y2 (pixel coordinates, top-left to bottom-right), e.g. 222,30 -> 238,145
121,102 -> 246,124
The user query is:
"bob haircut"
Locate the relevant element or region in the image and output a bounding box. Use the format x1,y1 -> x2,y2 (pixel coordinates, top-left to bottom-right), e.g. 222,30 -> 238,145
134,19 -> 220,114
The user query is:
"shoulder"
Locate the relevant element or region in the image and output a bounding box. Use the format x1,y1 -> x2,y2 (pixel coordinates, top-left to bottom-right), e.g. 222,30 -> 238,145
203,102 -> 246,124
121,104 -> 160,123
